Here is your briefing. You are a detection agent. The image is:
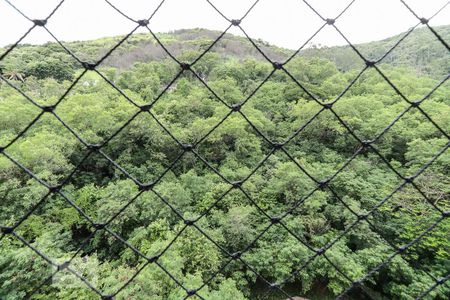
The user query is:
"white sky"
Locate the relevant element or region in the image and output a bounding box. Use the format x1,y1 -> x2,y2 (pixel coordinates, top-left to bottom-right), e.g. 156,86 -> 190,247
0,0 -> 449,49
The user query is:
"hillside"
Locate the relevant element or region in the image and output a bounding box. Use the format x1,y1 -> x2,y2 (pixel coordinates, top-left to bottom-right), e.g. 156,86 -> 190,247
300,25 -> 450,78
1,25 -> 449,80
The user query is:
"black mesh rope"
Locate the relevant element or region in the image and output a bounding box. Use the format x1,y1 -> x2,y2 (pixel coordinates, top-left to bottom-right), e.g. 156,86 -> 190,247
0,0 -> 449,299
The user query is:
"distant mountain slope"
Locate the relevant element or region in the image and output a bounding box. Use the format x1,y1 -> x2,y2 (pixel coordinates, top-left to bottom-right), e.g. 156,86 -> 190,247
80,25 -> 450,78
299,25 -> 450,78
1,25 -> 449,78
72,28 -> 292,69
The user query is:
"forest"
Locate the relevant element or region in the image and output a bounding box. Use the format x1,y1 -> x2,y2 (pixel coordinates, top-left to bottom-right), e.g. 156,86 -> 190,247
0,25 -> 449,300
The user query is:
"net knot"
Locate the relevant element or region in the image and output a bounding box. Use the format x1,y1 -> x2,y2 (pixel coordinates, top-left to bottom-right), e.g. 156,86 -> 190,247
358,214 -> 368,221
186,289 -> 197,296
398,245 -> 407,253
352,280 -> 362,287
137,19 -> 149,26
139,182 -> 155,191
272,142 -> 284,150
323,102 -> 333,109
58,261 -> 70,271
231,251 -> 241,259
182,144 -> 194,151
319,180 -> 329,189
361,140 -> 372,147
93,223 -> 106,230
270,216 -> 281,224
365,60 -> 376,67
231,103 -> 241,112
102,295 -> 114,300
82,62 -> 96,71
140,104 -> 152,112
49,185 -> 62,193
87,144 -> 101,151
231,19 -> 241,26
404,176 -> 414,184
420,18 -> 428,24
180,63 -> 191,70
231,181 -> 242,188
410,101 -> 420,107
184,219 -> 195,226
272,62 -> 283,70
42,105 -> 56,113
33,19 -> 47,26
148,255 -> 159,263
326,18 -> 335,25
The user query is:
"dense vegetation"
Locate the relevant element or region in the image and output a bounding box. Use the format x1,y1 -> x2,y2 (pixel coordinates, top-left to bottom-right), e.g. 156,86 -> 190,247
0,26 -> 449,300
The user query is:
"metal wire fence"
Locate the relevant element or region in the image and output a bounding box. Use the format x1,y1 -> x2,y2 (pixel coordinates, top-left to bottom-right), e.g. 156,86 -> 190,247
0,0 -> 449,299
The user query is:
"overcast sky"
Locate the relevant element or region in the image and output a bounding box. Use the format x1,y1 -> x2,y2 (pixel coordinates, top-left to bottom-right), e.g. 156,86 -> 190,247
1,0 -> 449,49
